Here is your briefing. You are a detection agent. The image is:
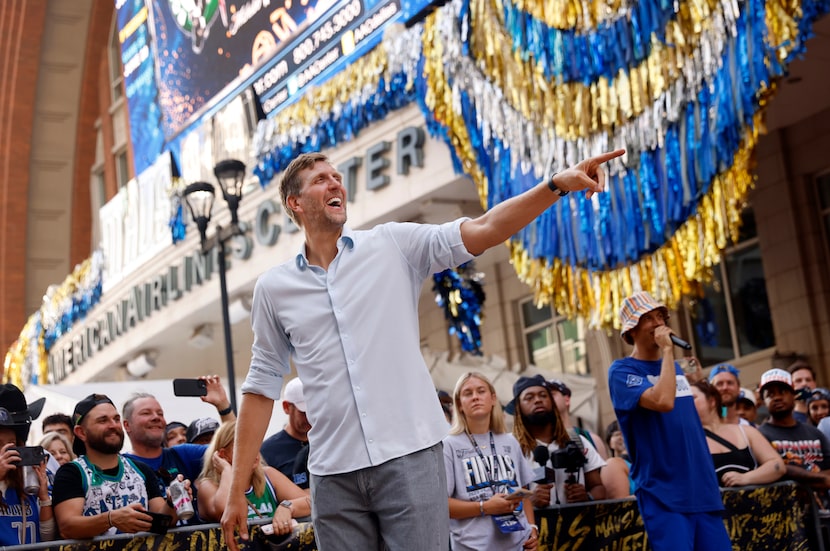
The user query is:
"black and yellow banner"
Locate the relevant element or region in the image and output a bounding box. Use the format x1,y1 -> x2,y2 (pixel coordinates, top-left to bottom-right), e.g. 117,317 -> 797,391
7,522 -> 317,551
537,482 -> 812,551
9,483 -> 817,551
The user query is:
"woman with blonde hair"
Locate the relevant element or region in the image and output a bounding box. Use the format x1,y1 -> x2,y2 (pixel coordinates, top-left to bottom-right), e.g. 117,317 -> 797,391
443,372 -> 538,551
196,421 -> 310,536
39,432 -> 74,466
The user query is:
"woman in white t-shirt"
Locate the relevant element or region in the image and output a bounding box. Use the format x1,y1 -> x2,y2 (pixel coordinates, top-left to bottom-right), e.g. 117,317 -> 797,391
443,372 -> 538,551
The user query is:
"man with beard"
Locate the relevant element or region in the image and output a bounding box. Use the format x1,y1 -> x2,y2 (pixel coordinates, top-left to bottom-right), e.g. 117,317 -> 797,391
52,394 -> 186,538
121,376 -> 233,524
507,375 -> 605,506
608,292 -> 730,551
708,364 -> 748,425
757,368 -> 830,489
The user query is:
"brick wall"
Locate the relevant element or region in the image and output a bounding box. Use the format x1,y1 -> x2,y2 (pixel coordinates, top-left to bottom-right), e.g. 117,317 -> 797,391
0,1 -> 47,355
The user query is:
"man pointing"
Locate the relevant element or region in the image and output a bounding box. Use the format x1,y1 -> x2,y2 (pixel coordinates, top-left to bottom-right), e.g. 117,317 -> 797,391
222,148 -> 625,550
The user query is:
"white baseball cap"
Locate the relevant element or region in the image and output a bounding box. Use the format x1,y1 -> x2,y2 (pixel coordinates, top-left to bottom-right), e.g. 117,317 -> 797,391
283,378 -> 307,412
759,368 -> 793,394
737,387 -> 758,406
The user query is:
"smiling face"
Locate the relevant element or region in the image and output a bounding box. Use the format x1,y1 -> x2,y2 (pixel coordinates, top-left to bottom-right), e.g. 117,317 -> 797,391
712,372 -> 741,407
286,160 -> 347,232
46,439 -> 72,465
124,397 -> 166,449
809,399 -> 830,424
79,403 -> 124,455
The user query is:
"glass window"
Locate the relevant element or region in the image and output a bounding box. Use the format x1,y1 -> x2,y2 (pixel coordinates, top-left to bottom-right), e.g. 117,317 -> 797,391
93,168 -> 106,206
690,208 -> 774,365
109,17 -> 123,101
520,299 -> 589,375
115,150 -> 129,189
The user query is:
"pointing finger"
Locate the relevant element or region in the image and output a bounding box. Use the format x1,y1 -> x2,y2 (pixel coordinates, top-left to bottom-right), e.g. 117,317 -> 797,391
589,148 -> 626,165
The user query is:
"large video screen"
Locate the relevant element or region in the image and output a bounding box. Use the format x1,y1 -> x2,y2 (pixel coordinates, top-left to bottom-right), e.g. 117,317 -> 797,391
116,0 -> 434,175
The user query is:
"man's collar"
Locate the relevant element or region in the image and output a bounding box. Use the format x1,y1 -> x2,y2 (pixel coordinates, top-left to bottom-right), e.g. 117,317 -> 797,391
295,227 -> 355,270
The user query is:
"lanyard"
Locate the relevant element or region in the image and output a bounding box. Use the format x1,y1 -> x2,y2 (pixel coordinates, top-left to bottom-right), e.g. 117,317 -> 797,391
466,431 -> 500,495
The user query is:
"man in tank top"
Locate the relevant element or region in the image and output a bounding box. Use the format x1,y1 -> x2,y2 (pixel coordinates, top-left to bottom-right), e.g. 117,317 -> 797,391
51,394 -> 187,539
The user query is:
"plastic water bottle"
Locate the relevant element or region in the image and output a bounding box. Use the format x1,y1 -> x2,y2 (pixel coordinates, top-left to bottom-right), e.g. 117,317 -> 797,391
168,479 -> 194,520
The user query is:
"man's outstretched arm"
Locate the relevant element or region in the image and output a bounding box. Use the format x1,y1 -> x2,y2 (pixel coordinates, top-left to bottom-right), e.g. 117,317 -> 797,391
460,149 -> 625,256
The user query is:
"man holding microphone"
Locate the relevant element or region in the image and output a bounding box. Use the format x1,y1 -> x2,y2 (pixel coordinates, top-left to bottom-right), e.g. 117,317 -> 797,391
607,292 -> 731,551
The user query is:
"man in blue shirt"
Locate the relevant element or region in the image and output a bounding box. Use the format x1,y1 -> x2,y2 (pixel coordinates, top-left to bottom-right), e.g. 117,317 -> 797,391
608,291 -> 731,551
122,376 -> 234,524
222,148 -> 624,551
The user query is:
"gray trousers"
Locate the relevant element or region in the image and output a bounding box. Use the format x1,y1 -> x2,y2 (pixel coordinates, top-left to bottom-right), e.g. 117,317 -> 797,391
310,443 -> 449,551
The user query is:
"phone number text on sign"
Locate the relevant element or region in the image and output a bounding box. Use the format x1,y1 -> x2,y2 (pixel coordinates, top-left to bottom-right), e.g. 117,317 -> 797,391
293,0 -> 362,66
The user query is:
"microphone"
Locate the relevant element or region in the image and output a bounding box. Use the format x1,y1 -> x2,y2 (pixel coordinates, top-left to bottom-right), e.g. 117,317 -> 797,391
670,334 -> 692,350
532,445 -> 555,484
532,445 -> 550,465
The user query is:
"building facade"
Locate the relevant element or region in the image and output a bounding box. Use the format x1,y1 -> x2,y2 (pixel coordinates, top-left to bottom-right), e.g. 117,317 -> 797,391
2,0 -> 830,437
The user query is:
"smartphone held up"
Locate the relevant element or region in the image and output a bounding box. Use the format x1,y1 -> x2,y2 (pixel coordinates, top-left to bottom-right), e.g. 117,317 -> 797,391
13,446 -> 46,467
172,378 -> 207,397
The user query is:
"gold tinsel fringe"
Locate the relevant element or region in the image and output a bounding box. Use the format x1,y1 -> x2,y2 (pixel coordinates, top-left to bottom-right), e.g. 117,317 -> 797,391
508,114 -> 761,330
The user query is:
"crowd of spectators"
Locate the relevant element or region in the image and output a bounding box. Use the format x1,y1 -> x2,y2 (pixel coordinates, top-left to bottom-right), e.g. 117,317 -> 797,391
2,352 -> 830,548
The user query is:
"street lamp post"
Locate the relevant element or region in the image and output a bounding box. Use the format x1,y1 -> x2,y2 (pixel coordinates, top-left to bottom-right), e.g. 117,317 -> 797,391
182,159 -> 247,414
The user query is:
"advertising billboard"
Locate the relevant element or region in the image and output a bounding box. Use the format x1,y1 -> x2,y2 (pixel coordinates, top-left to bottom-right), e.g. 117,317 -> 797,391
115,0 -> 435,175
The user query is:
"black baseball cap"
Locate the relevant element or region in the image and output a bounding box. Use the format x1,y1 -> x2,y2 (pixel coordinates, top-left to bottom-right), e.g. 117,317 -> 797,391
166,421 -> 186,433
186,417 -> 220,443
72,394 -> 115,456
504,375 -> 549,415
547,379 -> 572,397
